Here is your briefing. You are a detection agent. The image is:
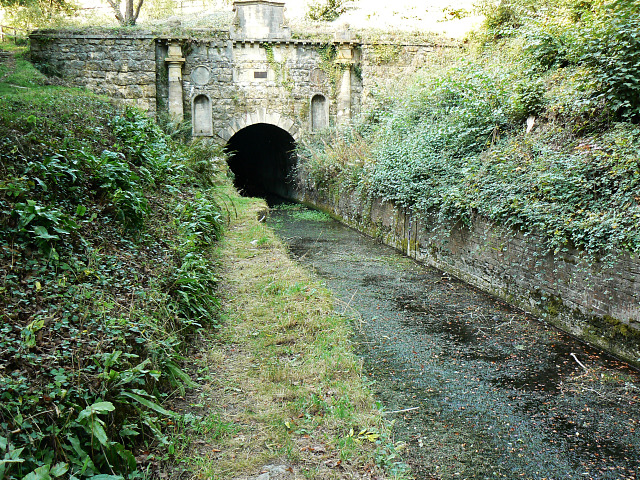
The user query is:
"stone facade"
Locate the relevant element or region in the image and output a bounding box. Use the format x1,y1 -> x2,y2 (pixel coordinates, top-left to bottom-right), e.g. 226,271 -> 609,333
29,2 -> 440,142
294,185 -> 640,368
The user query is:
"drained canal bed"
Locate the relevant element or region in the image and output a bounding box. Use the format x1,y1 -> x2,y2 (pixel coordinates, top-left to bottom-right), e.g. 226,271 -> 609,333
268,202 -> 640,480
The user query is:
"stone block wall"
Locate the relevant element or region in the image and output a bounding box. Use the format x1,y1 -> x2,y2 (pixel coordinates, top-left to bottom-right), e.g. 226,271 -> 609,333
177,39 -> 336,139
30,31 -> 158,113
295,184 -> 640,368
28,30 -> 438,139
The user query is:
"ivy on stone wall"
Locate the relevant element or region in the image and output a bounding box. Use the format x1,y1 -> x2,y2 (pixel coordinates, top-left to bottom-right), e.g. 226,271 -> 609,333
261,42 -> 293,91
297,54 -> 640,259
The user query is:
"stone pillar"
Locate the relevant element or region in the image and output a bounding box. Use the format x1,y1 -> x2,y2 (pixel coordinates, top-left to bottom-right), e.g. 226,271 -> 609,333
165,41 -> 185,121
336,44 -> 354,125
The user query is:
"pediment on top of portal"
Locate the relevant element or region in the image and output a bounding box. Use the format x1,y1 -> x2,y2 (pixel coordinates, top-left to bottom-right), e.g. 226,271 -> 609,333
230,0 -> 292,41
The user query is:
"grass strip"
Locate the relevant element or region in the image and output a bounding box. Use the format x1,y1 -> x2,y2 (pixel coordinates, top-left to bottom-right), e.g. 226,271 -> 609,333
177,193 -> 410,479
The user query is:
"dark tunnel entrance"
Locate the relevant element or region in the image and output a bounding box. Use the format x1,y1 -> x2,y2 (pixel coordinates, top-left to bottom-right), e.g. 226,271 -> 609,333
226,123 -> 298,199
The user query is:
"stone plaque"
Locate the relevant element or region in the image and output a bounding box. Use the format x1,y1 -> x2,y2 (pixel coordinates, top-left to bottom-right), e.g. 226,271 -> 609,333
310,68 -> 327,85
191,66 -> 210,86
254,71 -> 268,79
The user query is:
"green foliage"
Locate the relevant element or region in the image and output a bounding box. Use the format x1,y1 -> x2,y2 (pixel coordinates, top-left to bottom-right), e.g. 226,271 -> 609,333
483,0 -> 640,121
1,61 -> 226,478
577,0 -> 640,121
299,44 -> 640,256
0,0 -> 78,30
368,43 -> 402,66
475,127 -> 640,253
297,0 -> 640,257
305,0 -> 355,22
0,51 -> 47,91
315,43 -> 342,94
181,140 -> 228,188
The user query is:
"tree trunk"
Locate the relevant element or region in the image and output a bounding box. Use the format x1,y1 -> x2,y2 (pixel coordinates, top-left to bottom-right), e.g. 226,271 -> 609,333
107,0 -> 145,26
125,0 -> 135,25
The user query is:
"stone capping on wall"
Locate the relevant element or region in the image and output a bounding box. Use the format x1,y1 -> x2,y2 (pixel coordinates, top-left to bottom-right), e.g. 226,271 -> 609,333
220,108 -> 298,141
230,39 -> 358,46
30,30 -> 157,40
156,35 -> 229,48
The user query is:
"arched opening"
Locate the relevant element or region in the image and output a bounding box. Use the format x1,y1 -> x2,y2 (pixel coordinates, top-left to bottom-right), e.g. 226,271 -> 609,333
226,123 -> 297,198
192,94 -> 212,136
311,94 -> 328,132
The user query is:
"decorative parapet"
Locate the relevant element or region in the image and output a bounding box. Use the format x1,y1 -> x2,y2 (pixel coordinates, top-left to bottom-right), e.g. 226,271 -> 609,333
230,0 -> 291,41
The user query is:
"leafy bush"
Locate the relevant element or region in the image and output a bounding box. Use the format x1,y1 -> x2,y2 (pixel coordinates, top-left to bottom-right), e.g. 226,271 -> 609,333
182,140 -> 228,188
299,42 -> 640,256
577,0 -> 640,121
0,83 -> 226,478
306,0 -> 355,21
501,0 -> 640,121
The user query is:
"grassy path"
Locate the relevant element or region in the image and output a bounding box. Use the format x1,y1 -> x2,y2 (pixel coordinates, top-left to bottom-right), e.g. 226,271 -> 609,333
180,194 -> 407,479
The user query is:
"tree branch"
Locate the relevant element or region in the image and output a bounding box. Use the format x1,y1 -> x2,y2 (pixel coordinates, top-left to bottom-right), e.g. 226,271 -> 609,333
133,0 -> 144,24
105,0 -> 125,24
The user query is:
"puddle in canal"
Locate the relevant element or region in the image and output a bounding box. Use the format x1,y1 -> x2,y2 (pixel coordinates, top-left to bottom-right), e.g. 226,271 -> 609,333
267,202 -> 640,480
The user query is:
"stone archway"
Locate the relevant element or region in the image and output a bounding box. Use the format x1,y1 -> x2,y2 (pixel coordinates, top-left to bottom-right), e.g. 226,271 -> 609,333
218,108 -> 299,142
225,122 -> 297,198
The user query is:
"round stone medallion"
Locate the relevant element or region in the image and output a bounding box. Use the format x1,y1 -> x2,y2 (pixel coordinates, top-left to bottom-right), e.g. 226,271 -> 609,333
309,68 -> 327,85
191,66 -> 211,86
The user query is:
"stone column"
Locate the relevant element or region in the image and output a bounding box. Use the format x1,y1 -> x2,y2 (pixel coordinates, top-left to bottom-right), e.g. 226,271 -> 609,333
336,44 -> 354,125
165,41 -> 185,121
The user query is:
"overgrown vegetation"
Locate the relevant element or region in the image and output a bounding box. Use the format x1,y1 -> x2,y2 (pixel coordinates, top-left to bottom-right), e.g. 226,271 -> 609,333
0,46 -> 227,479
299,0 -> 640,257
1,44 -> 411,480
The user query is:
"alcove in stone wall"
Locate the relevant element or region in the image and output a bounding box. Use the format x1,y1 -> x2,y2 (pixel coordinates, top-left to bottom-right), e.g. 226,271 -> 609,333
311,94 -> 328,132
193,94 -> 213,136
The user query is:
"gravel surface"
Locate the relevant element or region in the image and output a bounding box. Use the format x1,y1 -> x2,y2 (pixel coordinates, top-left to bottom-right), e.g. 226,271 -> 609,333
268,203 -> 640,480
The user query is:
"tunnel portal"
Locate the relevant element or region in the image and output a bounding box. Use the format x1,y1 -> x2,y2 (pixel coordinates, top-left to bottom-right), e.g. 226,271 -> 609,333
226,123 -> 298,198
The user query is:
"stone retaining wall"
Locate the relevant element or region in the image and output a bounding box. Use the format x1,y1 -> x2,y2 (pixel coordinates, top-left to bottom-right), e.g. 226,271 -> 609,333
294,184 -> 640,368
30,31 -> 158,113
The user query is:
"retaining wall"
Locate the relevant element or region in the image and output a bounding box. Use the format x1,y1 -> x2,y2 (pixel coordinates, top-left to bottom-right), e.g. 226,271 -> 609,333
30,31 -> 158,113
294,184 -> 640,368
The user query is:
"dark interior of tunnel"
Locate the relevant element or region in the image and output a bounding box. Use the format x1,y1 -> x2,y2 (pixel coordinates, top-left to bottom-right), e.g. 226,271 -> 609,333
226,123 -> 298,199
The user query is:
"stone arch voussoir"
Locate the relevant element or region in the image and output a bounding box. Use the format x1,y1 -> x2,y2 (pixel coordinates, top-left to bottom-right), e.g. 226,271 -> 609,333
219,109 -> 299,142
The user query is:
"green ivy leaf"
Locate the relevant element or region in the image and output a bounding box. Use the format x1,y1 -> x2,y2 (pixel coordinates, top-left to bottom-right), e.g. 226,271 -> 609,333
49,462 -> 69,477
